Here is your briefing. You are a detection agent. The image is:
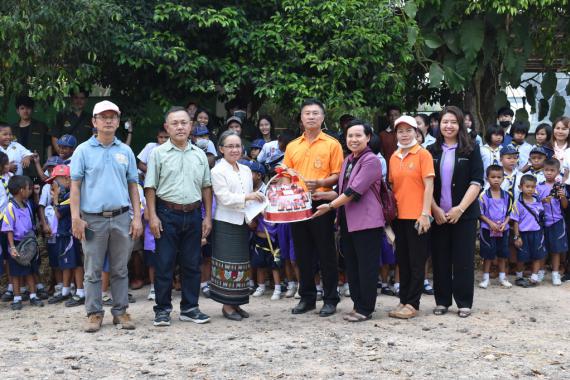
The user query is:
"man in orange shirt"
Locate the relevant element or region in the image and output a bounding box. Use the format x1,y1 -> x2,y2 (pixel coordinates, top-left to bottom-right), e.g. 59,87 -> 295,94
282,99 -> 343,317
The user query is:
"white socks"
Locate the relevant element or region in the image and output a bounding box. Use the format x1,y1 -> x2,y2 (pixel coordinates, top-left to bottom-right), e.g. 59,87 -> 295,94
499,272 -> 506,281
482,273 -> 490,281
516,272 -> 523,279
76,289 -> 85,298
62,287 -> 70,296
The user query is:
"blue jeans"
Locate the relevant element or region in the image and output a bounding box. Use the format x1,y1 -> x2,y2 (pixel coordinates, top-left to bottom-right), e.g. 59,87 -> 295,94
154,206 -> 202,314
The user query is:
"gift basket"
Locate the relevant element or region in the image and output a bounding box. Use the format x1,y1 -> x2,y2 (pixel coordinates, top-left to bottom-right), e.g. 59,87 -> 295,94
263,168 -> 313,223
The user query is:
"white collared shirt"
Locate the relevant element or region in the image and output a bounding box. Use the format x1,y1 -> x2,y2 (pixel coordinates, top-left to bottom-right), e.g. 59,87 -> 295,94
211,158 -> 253,225
0,141 -> 33,175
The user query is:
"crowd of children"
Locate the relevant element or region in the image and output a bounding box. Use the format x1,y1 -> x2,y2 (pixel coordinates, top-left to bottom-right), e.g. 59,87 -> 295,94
1,106 -> 570,316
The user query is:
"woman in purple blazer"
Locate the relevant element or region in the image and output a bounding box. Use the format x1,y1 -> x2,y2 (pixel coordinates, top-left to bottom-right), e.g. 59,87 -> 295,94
313,120 -> 384,322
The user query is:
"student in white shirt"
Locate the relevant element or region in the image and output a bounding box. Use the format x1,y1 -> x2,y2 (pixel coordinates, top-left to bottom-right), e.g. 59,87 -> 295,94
480,124 -> 504,178
0,123 -> 33,175
509,122 -> 532,170
137,127 -> 169,175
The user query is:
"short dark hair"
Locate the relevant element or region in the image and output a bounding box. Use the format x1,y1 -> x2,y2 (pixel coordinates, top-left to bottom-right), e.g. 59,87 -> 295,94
186,100 -> 198,109
520,174 -> 537,186
543,158 -> 561,170
164,106 -> 190,122
484,124 -> 505,144
157,126 -> 167,135
386,104 -> 401,115
510,121 -> 529,137
0,121 -> 11,130
486,164 -> 504,177
300,99 -> 325,114
0,152 -> 8,167
429,112 -> 440,123
497,106 -> 514,117
345,119 -> 373,137
70,88 -> 89,98
15,95 -> 34,109
8,175 -> 32,196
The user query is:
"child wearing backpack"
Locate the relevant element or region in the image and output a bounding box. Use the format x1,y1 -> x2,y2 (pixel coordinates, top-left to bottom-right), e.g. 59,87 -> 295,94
478,165 -> 512,289
536,159 -> 568,285
2,175 -> 43,310
510,174 -> 547,287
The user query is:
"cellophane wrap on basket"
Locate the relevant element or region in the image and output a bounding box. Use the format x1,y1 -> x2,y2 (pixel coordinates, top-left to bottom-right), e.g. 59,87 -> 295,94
264,169 -> 313,223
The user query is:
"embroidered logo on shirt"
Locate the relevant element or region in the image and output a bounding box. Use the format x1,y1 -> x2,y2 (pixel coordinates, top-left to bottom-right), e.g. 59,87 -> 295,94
114,153 -> 128,165
64,121 -> 71,128
314,158 -> 322,169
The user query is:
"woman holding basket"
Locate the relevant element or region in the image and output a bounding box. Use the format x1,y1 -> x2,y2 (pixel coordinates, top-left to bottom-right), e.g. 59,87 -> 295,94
313,120 -> 384,322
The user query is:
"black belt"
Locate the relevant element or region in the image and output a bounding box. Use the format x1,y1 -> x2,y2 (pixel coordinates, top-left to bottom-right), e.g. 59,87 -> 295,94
89,206 -> 130,218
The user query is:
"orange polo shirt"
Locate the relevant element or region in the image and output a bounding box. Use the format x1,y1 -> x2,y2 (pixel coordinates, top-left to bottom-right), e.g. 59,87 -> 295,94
389,144 -> 435,220
283,131 -> 343,191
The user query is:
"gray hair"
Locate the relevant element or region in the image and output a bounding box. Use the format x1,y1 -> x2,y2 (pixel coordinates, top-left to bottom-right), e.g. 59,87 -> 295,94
217,130 -> 240,150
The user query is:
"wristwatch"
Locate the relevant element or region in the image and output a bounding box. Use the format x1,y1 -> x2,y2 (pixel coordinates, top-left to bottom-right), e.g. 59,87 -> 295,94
328,203 -> 335,210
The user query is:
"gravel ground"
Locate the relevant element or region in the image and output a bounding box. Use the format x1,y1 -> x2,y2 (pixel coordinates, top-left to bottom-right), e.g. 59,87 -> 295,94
1,281 -> 569,379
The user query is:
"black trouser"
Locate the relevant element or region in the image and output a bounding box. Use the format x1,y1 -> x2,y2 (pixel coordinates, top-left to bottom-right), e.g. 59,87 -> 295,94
393,219 -> 429,310
340,215 -> 382,316
290,203 -> 339,306
431,219 -> 477,309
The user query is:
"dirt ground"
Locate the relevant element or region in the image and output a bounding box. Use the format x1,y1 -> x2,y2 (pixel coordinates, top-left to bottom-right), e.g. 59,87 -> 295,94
1,281 -> 569,380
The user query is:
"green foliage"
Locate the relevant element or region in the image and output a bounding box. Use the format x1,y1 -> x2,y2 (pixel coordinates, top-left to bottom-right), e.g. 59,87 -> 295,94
0,0 -> 123,110
541,72 -> 558,100
525,85 -> 536,114
538,98 -> 550,121
550,92 -> 567,122
515,107 -> 529,126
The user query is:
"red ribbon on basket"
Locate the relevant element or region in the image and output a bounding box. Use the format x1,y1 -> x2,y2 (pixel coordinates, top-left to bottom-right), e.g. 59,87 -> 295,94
275,167 -> 299,182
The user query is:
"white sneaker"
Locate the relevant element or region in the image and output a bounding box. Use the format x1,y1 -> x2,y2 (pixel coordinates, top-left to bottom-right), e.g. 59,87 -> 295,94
147,288 -> 156,300
537,271 -> 545,282
270,291 -> 282,301
552,273 -> 562,286
478,279 -> 490,289
294,289 -> 301,299
252,287 -> 265,297
499,279 -> 512,288
341,283 -> 350,297
285,284 -> 297,298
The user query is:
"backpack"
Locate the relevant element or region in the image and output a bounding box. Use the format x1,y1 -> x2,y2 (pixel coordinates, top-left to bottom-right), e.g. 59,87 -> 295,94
14,230 -> 39,267
379,178 -> 397,224
7,200 -> 39,267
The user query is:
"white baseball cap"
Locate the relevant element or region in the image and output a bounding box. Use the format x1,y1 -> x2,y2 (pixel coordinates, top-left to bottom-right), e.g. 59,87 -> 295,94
92,100 -> 121,116
394,115 -> 418,129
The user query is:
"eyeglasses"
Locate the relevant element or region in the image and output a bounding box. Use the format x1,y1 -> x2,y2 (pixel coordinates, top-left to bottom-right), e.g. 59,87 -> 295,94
223,144 -> 242,150
95,115 -> 119,122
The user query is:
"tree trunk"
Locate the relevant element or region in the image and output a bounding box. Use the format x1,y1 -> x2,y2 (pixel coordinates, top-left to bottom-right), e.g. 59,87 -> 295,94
464,64 -> 500,136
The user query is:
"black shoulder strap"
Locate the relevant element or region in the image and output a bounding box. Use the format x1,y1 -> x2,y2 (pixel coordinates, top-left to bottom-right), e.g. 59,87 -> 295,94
519,197 -> 542,227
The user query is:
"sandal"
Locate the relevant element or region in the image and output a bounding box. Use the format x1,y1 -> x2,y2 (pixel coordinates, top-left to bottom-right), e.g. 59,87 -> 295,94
433,305 -> 448,315
390,304 -> 417,319
343,309 -> 356,321
388,303 -> 404,318
346,312 -> 372,322
458,308 -> 471,318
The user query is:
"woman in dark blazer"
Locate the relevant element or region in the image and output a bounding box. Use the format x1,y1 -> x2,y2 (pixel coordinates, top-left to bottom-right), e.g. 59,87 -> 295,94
427,106 -> 484,318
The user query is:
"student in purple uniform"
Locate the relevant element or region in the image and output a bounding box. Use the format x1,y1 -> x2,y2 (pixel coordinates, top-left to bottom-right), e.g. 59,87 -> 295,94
478,165 -> 513,289
2,175 -> 44,310
510,175 -> 547,287
536,159 -> 568,286
250,215 -> 283,301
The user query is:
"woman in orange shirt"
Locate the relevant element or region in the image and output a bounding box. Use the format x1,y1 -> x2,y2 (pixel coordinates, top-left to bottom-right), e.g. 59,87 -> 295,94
388,116 -> 435,319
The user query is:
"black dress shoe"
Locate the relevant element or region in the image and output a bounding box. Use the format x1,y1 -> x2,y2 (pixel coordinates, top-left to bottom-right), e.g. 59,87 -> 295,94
291,300 -> 316,314
222,308 -> 243,321
319,304 -> 337,317
235,306 -> 250,318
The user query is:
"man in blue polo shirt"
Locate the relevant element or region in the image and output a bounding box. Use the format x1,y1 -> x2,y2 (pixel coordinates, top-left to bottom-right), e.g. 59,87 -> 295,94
70,100 -> 143,333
